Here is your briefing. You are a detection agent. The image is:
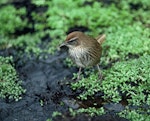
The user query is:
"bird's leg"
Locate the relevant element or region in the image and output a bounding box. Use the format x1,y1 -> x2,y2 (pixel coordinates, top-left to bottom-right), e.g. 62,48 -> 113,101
77,67 -> 82,80
97,64 -> 103,81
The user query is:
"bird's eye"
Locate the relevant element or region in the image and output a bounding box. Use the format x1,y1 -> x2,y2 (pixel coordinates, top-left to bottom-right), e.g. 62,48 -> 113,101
67,37 -> 78,45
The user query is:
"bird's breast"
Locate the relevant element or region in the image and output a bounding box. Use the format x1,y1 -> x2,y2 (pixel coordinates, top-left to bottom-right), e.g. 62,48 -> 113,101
68,46 -> 101,67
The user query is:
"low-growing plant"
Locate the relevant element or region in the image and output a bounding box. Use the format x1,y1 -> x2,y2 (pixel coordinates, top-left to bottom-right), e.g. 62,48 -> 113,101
26,0 -> 150,58
71,73 -> 101,100
0,5 -> 27,36
0,56 -> 26,101
46,119 -> 52,121
31,0 -> 46,6
71,55 -> 150,120
52,111 -> 62,117
101,23 -> 150,65
69,107 -> 105,117
0,34 -> 43,56
120,0 -> 150,10
11,34 -> 42,56
103,55 -> 150,105
72,55 -> 150,103
0,0 -> 9,4
30,0 -> 150,54
64,57 -> 75,68
119,107 -> 150,121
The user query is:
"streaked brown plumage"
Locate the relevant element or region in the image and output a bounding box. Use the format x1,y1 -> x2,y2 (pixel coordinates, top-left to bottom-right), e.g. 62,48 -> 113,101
60,31 -> 105,80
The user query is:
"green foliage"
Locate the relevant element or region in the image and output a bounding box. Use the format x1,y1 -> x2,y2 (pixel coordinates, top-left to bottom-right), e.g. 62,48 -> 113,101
11,34 -> 42,55
0,56 -> 26,101
71,73 -> 101,100
0,34 -> 43,56
101,23 -> 150,64
119,107 -> 150,121
71,55 -> 150,120
120,0 -> 150,9
29,0 -> 150,54
64,57 -> 75,67
36,1 -> 134,53
46,119 -> 52,121
0,36 -> 9,49
72,55 -> 150,103
103,55 -> 150,105
0,0 -> 9,4
52,111 -> 62,117
69,107 -> 105,117
31,0 -> 46,6
1,0 -> 149,56
0,5 -> 27,36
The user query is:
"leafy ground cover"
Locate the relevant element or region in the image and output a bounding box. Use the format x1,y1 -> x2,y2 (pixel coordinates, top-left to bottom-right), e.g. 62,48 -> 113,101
0,0 -> 150,121
0,56 -> 25,101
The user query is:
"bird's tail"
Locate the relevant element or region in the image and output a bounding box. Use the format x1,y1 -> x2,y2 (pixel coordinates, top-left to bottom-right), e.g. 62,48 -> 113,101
96,34 -> 106,44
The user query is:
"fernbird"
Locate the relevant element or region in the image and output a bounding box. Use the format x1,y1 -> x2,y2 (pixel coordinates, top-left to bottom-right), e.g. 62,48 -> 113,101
60,31 -> 105,80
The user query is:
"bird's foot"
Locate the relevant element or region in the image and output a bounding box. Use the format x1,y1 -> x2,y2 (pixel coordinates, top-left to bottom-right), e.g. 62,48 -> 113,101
74,75 -> 82,81
98,73 -> 103,83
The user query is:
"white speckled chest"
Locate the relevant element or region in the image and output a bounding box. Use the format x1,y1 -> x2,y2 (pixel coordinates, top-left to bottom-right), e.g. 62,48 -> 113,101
68,46 -> 94,67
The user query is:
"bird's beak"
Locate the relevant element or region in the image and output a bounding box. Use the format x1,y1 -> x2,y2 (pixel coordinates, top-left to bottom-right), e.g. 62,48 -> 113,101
59,42 -> 67,48
59,42 -> 68,51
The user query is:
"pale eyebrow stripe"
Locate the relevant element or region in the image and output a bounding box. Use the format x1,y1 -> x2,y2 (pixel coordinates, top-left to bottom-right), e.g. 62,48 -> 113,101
69,37 -> 78,42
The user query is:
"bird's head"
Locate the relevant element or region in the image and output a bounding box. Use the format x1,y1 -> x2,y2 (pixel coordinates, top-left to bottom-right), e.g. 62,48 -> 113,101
60,31 -> 84,50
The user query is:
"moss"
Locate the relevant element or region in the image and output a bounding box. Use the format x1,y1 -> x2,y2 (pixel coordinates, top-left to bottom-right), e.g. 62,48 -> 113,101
0,0 -> 9,4
0,56 -> 26,101
72,55 -> 150,103
101,23 -> 150,64
69,107 -> 105,117
0,5 -> 27,36
119,107 -> 150,121
0,0 -> 149,56
0,34 -> 43,57
29,0 -> 150,54
71,55 -> 150,120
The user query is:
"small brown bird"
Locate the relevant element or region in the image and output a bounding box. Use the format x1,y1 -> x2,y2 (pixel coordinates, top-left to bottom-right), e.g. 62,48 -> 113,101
60,31 -> 105,80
